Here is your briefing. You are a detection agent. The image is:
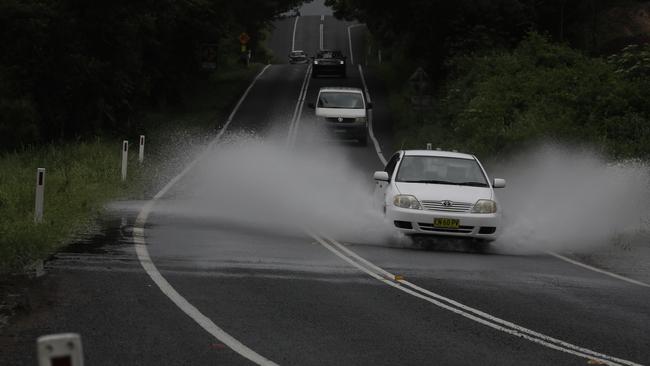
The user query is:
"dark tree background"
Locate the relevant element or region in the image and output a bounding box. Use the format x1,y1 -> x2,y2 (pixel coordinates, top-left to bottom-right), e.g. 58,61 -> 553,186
0,0 -> 300,150
325,0 -> 649,75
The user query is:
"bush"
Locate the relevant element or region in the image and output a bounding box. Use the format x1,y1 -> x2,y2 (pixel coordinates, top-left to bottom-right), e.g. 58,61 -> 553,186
402,32 -> 650,159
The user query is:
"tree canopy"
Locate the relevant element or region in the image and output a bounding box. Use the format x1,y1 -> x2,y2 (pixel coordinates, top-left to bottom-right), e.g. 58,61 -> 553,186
0,0 -> 300,150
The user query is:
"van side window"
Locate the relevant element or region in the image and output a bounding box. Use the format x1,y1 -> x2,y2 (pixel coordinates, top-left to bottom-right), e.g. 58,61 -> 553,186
384,153 -> 400,179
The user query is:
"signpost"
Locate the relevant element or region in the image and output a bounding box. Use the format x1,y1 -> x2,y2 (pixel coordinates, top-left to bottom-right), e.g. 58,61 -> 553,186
239,32 -> 250,52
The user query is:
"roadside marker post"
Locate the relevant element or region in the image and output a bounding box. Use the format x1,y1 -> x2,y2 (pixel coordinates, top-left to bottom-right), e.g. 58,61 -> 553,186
37,333 -> 84,366
34,168 -> 45,223
426,143 -> 432,150
121,140 -> 128,181
138,135 -> 145,163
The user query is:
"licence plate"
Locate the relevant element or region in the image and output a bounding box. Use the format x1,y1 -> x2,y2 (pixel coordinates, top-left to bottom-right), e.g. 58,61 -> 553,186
433,218 -> 459,229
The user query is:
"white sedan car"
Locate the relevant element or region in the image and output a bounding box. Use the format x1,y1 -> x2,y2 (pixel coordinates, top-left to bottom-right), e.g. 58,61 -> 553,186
373,150 -> 505,242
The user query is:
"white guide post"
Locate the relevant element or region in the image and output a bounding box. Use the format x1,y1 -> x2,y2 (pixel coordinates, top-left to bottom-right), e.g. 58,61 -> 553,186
34,168 -> 45,223
121,140 -> 128,181
138,135 -> 145,163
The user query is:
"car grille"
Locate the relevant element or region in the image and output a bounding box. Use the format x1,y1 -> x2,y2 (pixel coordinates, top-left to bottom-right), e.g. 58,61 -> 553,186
417,223 -> 474,233
420,200 -> 473,213
325,117 -> 355,123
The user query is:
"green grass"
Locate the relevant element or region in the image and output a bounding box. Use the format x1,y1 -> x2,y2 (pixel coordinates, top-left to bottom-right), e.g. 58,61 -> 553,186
0,63 -> 264,273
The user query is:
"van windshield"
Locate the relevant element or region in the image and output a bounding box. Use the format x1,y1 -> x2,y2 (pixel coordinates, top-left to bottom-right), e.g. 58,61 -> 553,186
317,92 -> 364,109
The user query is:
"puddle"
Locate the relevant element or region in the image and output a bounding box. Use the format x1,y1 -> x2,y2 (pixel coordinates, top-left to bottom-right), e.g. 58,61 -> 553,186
51,202 -> 141,257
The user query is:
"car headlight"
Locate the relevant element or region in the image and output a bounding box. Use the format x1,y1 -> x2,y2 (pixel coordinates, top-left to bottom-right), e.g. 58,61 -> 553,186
339,60 -> 345,65
355,117 -> 367,123
393,195 -> 422,209
471,199 -> 497,213
313,60 -> 319,65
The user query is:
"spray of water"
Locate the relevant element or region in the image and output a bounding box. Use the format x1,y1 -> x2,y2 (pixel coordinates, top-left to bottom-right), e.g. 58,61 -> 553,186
493,144 -> 650,254
126,123 -> 650,257
151,128 -> 395,245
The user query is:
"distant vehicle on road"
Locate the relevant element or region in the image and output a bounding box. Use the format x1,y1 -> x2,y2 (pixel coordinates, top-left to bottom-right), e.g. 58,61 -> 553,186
373,150 -> 506,243
289,50 -> 308,64
308,87 -> 371,145
312,49 -> 346,78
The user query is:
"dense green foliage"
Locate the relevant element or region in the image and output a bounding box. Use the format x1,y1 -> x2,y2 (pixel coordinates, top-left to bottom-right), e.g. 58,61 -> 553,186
329,0 -> 650,159
0,0 -> 299,150
393,34 -> 650,158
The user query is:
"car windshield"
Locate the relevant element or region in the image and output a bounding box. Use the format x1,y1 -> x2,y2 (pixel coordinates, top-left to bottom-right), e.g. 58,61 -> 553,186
317,51 -> 341,59
291,51 -> 305,56
395,156 -> 489,187
317,92 -> 364,109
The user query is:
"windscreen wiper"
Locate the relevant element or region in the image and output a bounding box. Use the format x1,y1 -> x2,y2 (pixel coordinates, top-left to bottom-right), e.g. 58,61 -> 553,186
400,180 -> 453,184
456,181 -> 489,187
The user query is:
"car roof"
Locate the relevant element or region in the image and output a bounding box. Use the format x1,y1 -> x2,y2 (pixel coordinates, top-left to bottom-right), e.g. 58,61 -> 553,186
401,150 -> 476,160
318,86 -> 363,93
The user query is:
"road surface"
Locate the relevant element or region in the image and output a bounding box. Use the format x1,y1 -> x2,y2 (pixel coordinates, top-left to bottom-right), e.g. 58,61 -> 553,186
1,2 -> 648,365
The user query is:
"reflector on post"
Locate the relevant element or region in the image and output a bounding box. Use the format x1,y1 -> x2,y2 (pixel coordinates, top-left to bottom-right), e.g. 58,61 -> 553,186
37,333 -> 84,366
138,135 -> 145,163
34,168 -> 45,223
121,140 -> 128,181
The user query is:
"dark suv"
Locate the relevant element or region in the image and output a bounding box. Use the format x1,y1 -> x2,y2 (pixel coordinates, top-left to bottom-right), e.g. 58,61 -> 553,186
312,50 -> 346,78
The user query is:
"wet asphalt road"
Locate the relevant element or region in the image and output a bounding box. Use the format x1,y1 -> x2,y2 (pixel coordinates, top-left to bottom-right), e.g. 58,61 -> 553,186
2,3 -> 649,366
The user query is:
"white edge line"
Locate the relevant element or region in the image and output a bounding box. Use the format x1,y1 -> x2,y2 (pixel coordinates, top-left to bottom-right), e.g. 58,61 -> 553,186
307,232 -> 639,366
134,65 -> 279,366
358,64 -> 387,165
347,24 -> 364,66
291,16 -> 299,51
547,251 -> 650,288
324,235 -> 640,366
319,23 -> 324,50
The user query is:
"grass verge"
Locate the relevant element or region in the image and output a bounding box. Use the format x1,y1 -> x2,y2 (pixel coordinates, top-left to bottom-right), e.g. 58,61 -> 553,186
0,63 -> 263,273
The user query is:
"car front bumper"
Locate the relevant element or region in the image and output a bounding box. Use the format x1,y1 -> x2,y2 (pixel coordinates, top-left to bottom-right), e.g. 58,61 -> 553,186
386,205 -> 501,241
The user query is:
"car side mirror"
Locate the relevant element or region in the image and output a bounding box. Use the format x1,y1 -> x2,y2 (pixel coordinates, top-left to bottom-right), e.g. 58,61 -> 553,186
493,178 -> 506,188
373,171 -> 389,182
366,102 -> 373,110
307,102 -> 315,109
